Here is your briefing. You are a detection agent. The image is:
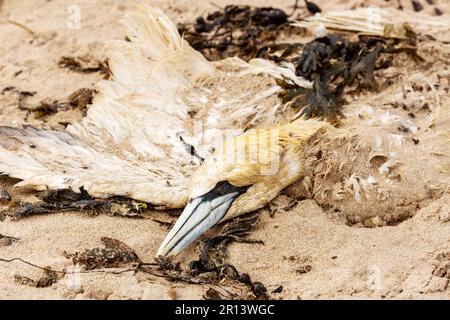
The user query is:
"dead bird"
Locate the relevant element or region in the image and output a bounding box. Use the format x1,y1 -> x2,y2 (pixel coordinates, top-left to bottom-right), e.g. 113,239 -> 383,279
157,118 -> 330,256
0,5 -> 446,259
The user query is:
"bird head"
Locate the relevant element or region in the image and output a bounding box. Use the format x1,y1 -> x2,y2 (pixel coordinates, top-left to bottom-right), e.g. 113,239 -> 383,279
157,118 -> 329,257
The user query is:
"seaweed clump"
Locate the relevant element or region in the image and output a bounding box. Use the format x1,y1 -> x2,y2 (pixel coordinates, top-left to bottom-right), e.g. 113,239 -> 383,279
273,34 -> 424,119
179,4 -> 424,121
63,237 -> 141,270
0,233 -> 19,246
178,5 -> 296,61
0,187 -> 11,204
188,213 -> 263,276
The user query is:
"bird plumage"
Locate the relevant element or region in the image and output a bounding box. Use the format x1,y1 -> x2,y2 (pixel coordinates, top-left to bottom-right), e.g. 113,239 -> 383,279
0,5 -> 311,210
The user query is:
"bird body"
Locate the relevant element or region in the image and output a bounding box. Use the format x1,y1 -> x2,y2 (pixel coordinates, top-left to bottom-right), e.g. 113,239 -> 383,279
2,5 -> 424,259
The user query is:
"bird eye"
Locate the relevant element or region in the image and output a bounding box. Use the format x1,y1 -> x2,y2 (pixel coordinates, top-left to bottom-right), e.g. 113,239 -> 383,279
213,181 -> 250,197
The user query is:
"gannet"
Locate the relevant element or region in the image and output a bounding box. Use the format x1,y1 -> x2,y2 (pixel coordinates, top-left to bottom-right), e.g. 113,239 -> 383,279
1,4 -> 445,259
157,118 -> 330,256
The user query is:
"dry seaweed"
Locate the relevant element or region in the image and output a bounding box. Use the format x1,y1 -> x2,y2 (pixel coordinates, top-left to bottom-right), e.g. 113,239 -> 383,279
304,0 -> 321,14
274,34 -> 424,119
14,267 -> 58,288
189,213 -> 263,276
1,86 -> 36,110
8,202 -> 51,220
0,233 -> 20,246
9,87 -> 94,121
1,228 -> 267,299
1,86 -> 35,97
155,256 -> 182,272
63,237 -> 141,270
432,252 -> 450,279
190,213 -> 269,299
1,85 -> 91,116
153,213 -> 269,299
140,262 -> 211,285
58,56 -> 111,79
23,99 -> 63,118
177,133 -> 204,162
411,0 -> 424,12
36,187 -> 92,203
180,5 -> 423,120
434,7 -> 443,16
6,188 -> 145,220
67,88 -> 94,111
295,264 -> 312,274
178,4 -> 298,61
251,282 -> 268,297
0,187 -> 11,204
204,287 -> 224,300
152,219 -> 174,228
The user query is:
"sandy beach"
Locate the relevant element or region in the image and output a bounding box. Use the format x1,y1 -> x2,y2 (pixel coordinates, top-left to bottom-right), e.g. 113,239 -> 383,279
0,0 -> 449,300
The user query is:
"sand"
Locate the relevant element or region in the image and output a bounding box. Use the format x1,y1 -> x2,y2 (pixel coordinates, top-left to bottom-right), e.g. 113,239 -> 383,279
0,0 -> 449,300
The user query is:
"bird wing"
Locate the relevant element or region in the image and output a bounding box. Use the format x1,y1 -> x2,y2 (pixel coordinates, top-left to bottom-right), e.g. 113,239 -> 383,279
0,4 -> 309,208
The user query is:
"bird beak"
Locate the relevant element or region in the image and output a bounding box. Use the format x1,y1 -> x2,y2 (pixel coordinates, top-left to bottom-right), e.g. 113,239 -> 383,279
156,187 -> 242,257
